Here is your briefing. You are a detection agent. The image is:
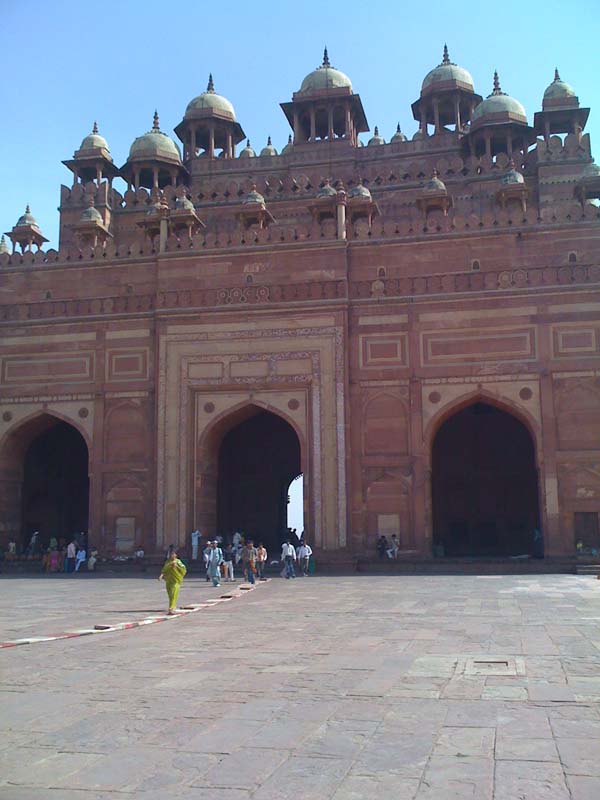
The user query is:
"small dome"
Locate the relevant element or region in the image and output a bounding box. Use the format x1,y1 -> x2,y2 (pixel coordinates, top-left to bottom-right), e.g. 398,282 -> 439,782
238,139 -> 256,158
15,205 -> 38,227
80,122 -> 110,152
299,48 -> 352,94
424,170 -> 447,192
316,180 -> 337,198
282,134 -> 293,155
542,68 -> 577,107
129,111 -> 182,163
412,129 -> 425,140
348,182 -> 371,199
260,136 -> 278,157
391,123 -> 407,143
0,234 -> 10,255
244,185 -> 265,205
80,204 -> 103,223
472,72 -> 527,125
368,126 -> 385,146
421,45 -> 475,93
501,162 -> 525,185
185,74 -> 236,121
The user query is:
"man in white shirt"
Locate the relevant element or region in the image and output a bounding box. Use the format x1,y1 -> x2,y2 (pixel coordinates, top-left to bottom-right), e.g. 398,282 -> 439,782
191,529 -> 200,560
296,541 -> 312,576
281,540 -> 297,579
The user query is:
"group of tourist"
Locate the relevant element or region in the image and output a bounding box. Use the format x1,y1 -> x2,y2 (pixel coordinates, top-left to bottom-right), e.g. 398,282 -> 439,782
5,531 -> 97,573
160,534 -> 314,613
376,534 -> 401,559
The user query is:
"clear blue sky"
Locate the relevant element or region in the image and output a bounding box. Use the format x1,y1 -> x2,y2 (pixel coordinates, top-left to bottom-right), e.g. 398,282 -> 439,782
0,0 -> 597,247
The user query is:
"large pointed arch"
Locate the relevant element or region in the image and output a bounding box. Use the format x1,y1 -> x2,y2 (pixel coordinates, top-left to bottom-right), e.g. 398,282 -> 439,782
0,411 -> 90,550
429,395 -> 542,558
194,401 -> 306,550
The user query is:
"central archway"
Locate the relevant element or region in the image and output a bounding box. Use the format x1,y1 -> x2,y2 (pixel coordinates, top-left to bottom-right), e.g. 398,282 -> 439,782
217,410 -> 301,551
195,404 -> 304,553
431,402 -> 540,557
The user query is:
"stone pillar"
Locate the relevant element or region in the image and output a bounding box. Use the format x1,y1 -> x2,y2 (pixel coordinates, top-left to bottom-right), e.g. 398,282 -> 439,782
328,107 -> 334,139
159,217 -> 169,253
433,98 -> 440,134
226,131 -> 233,158
344,103 -> 351,138
293,110 -> 301,143
208,125 -> 215,159
310,106 -> 316,141
336,192 -> 347,240
454,97 -> 461,131
506,133 -> 513,157
420,108 -> 427,135
484,132 -> 492,158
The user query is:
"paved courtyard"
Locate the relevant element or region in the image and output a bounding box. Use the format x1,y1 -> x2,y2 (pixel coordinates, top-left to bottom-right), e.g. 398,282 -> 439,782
1,573 -> 600,799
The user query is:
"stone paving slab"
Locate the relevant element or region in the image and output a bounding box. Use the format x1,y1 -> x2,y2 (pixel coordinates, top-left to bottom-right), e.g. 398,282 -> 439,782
1,574 -> 600,799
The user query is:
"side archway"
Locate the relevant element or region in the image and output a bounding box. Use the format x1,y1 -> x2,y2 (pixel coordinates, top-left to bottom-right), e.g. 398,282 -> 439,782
429,399 -> 541,557
0,412 -> 90,550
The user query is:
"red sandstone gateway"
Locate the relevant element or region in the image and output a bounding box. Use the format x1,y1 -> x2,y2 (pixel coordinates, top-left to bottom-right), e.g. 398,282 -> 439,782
0,49 -> 599,563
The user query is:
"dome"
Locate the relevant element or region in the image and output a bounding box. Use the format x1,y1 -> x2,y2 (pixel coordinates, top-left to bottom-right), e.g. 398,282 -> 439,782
238,139 -> 256,158
348,182 -> 371,199
129,112 -> 182,163
175,195 -> 195,211
472,72 -> 527,125
244,185 -> 265,205
260,136 -> 278,157
316,180 -> 337,198
501,162 -> 525,185
80,122 -> 110,152
543,68 -> 577,108
391,123 -> 407,143
422,45 -> 474,93
80,205 -> 103,223
0,235 -> 10,255
299,48 -> 352,94
368,126 -> 385,146
424,170 -> 447,192
15,205 -> 38,227
282,134 -> 293,155
185,74 -> 236,121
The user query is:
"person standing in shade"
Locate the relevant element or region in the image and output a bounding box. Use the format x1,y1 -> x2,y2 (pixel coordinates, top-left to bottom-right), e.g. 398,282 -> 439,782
203,540 -> 212,581
296,540 -> 312,576
256,542 -> 268,580
206,540 -> 224,587
191,529 -> 200,561
159,548 -> 187,614
240,539 -> 258,584
223,543 -> 235,582
281,539 -> 297,579
66,538 -> 77,573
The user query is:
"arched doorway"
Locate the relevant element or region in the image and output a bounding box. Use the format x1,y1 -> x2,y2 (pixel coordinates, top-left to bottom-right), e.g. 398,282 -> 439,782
0,414 -> 89,551
432,402 -> 540,557
211,408 -> 302,552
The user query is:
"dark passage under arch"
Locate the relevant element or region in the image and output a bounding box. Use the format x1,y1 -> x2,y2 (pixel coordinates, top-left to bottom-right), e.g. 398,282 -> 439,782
21,421 -> 89,548
432,402 -> 541,557
217,410 -> 301,552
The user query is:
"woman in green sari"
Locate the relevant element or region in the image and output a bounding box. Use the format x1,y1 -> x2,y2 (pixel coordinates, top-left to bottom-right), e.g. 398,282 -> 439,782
159,548 -> 187,614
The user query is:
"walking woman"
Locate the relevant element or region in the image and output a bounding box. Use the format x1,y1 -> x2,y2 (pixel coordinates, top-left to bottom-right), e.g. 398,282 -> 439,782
159,548 -> 187,615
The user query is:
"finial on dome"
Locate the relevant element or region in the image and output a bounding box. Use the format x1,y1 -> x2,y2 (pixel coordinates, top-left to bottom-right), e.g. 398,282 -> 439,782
288,134 -> 292,143
442,43 -> 450,65
396,123 -> 401,133
374,125 -> 379,135
246,139 -> 251,147
492,71 -> 502,95
267,136 -> 272,145
432,168 -> 439,178
554,67 -> 560,82
152,110 -> 160,131
25,204 -> 31,214
92,121 -> 98,134
322,46 -> 330,67
207,73 -> 215,93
